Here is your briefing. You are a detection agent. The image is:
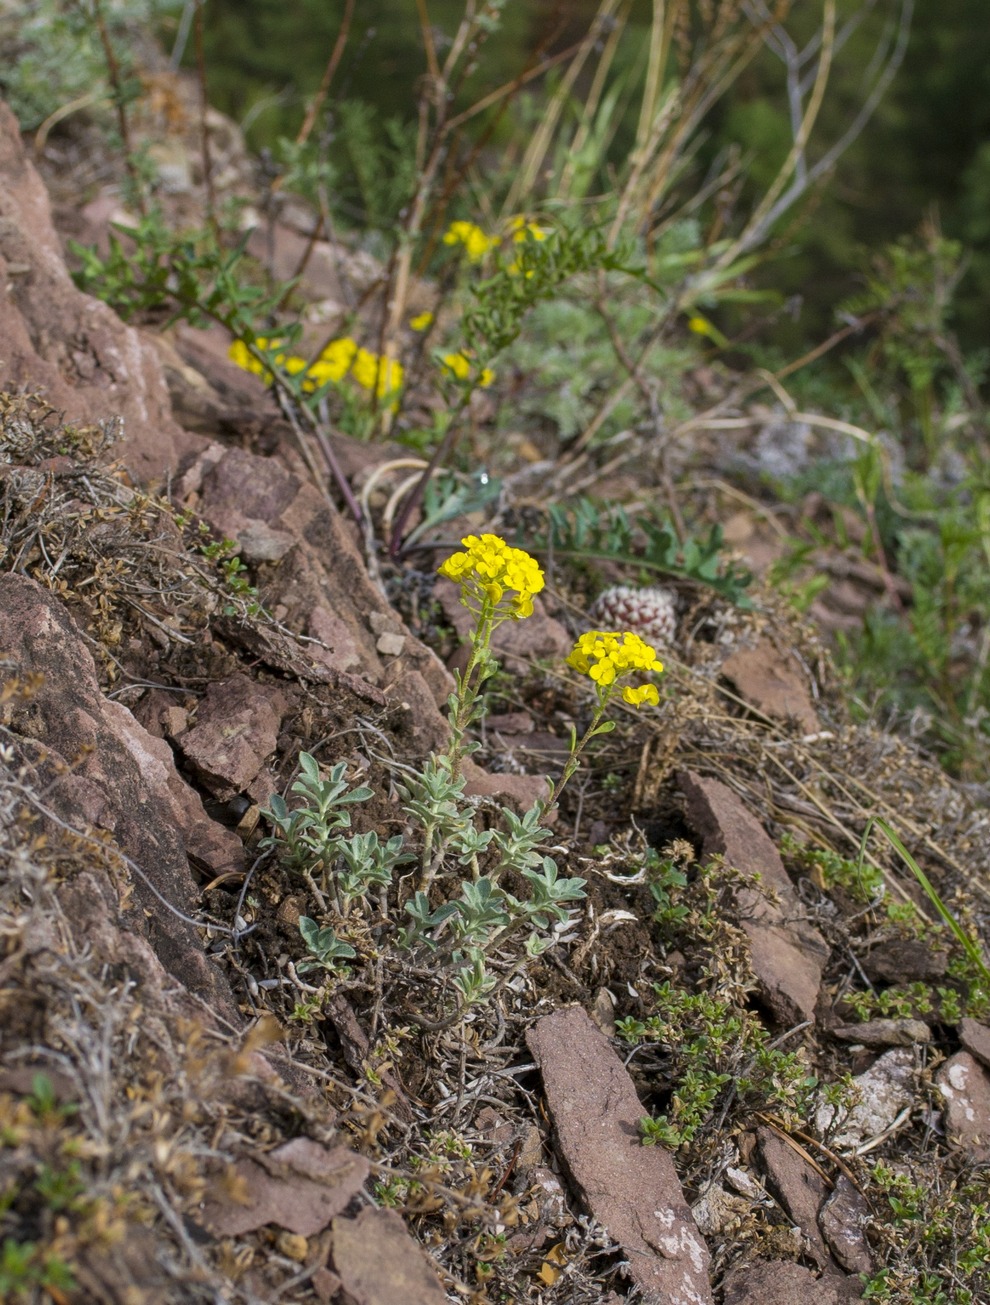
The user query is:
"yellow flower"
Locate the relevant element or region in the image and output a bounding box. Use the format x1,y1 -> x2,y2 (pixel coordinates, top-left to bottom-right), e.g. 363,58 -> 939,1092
686,314 -> 728,348
228,338 -> 252,370
622,683 -> 660,707
567,630 -> 663,706
441,352 -> 495,388
438,534 -> 544,620
442,220 -> 498,263
349,347 -> 404,400
509,215 -> 548,242
409,311 -> 434,331
441,351 -> 471,381
228,337 -> 284,381
317,337 -> 359,380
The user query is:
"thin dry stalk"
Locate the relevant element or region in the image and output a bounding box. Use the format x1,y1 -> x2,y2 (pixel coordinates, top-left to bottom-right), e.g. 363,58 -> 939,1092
193,0 -> 217,239
710,0 -> 835,279
504,0 -> 626,212
87,0 -> 147,214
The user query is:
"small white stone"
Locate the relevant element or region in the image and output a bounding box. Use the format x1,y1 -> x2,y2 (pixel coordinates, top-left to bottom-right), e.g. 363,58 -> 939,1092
376,632 -> 406,656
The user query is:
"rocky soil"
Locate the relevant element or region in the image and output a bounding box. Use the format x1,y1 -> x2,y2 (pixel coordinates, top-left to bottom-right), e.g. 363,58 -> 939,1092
2,91 -> 990,1305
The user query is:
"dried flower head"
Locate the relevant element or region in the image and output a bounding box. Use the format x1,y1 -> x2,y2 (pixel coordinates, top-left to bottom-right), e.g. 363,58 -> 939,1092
567,630 -> 663,706
438,534 -> 544,620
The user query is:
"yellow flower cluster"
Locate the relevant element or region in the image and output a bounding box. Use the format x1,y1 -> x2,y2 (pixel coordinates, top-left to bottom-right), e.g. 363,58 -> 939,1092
228,336 -> 403,402
507,214 -> 548,277
441,351 -> 495,388
567,631 -> 663,707
438,535 -> 545,619
443,220 -> 499,263
509,215 -> 548,243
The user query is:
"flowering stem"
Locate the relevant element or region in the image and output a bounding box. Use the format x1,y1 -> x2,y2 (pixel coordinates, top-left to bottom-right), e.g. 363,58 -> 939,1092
446,604 -> 498,778
540,696 -> 610,821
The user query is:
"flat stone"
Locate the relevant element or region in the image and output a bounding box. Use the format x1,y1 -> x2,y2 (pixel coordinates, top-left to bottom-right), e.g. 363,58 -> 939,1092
862,938 -> 948,983
178,673 -> 286,800
527,1005 -> 712,1305
331,1207 -> 448,1305
461,757 -> 551,812
376,631 -> 406,657
831,1019 -> 930,1047
958,1019 -> 990,1072
721,1260 -> 862,1304
722,641 -> 820,734
819,1176 -> 873,1277
679,771 -> 829,1024
816,1048 -> 916,1149
197,1140 -> 369,1238
486,710 -> 535,734
758,1126 -> 831,1269
937,1051 -> 990,1159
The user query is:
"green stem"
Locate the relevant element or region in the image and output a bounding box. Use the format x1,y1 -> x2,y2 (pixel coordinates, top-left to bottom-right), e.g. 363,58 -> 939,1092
540,694 -> 610,821
447,605 -> 498,778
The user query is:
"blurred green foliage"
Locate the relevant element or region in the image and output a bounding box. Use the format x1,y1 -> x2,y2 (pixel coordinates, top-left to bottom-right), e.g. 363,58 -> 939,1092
194,0 -> 989,356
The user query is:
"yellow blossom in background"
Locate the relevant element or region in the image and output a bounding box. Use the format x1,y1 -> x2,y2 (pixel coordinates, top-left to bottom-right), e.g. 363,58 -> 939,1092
509,215 -> 548,243
317,337 -> 359,381
350,347 -> 404,399
507,215 -> 548,276
439,534 -> 544,620
443,220 -> 499,263
441,351 -> 470,381
441,352 -> 495,388
567,630 -> 662,706
686,314 -> 728,348
228,336 -> 288,381
228,333 -> 402,404
228,338 -> 254,371
409,311 -> 434,331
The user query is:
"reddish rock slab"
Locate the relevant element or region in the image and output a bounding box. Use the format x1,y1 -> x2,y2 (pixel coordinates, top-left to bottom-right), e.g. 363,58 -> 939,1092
178,673 -> 286,801
679,771 -> 829,1024
197,1140 -> 368,1238
819,1176 -> 874,1277
189,443 -> 453,710
937,1051 -> 990,1160
830,1018 -> 930,1048
862,938 -> 948,984
0,100 -> 204,486
0,573 -> 240,1015
721,641 -> 820,734
757,1126 -> 831,1270
958,1019 -> 990,1072
721,1260 -> 862,1304
527,1005 -> 713,1305
331,1207 -> 448,1305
